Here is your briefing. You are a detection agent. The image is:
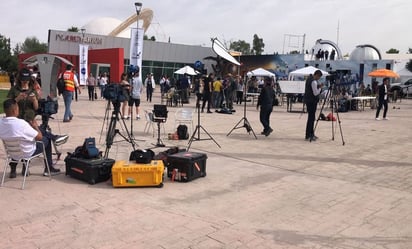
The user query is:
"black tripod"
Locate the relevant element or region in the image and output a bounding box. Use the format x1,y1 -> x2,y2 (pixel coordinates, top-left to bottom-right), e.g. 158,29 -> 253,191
227,94 -> 257,139
313,84 -> 345,145
104,101 -> 137,158
153,118 -> 166,147
187,105 -> 221,151
40,114 -> 63,161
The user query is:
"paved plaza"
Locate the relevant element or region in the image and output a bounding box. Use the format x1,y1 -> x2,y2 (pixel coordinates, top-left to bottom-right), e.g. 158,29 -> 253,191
1,90 -> 411,249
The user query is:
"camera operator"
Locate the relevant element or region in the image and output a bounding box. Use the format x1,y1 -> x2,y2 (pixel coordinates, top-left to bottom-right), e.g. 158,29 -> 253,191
7,68 -> 69,149
304,70 -> 323,141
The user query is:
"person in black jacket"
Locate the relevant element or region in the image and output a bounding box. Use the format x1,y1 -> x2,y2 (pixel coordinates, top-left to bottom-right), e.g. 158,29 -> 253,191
257,77 -> 275,136
375,77 -> 390,120
304,70 -> 323,141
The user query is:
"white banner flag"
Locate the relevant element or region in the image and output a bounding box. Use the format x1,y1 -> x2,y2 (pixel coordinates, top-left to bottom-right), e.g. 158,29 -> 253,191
79,44 -> 89,85
130,27 -> 144,79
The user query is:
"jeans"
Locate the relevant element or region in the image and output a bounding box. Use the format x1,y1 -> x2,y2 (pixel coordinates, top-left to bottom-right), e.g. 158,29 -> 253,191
63,91 -> 73,121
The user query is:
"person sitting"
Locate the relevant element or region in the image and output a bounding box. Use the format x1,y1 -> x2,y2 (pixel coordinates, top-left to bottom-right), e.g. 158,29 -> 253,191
7,68 -> 68,145
0,99 -> 61,178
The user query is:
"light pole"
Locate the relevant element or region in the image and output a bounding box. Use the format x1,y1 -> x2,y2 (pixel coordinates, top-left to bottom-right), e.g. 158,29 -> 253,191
132,2 -> 142,68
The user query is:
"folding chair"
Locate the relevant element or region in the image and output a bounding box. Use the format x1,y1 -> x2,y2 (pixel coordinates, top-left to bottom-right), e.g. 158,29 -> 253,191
174,108 -> 194,135
1,139 -> 51,190
143,110 -> 165,137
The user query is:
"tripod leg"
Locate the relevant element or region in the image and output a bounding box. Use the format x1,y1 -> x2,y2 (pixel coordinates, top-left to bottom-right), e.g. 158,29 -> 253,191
199,125 -> 221,148
226,117 -> 245,136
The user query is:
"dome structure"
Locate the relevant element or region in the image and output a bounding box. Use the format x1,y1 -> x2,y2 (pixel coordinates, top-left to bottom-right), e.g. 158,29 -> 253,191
310,39 -> 343,60
349,44 -> 381,61
83,17 -> 122,36
82,9 -> 153,38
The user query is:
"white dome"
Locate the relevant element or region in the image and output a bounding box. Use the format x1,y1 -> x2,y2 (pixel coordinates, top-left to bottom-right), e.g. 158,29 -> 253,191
350,45 -> 381,60
82,17 -> 129,37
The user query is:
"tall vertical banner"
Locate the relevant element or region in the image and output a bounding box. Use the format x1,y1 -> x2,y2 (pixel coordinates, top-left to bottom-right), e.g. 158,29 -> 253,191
79,44 -> 89,85
130,27 -> 144,79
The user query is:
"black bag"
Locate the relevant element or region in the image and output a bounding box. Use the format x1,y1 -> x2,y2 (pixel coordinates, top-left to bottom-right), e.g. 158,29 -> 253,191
65,156 -> 115,184
177,124 -> 189,140
57,76 -> 65,96
129,149 -> 155,164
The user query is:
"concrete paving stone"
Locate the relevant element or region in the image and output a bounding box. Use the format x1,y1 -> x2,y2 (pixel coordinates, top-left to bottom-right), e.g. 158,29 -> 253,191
1,92 -> 412,248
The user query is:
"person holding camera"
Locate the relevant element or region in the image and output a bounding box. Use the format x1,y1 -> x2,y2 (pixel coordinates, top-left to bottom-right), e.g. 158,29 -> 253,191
304,70 -> 323,141
7,69 -> 69,145
128,70 -> 143,120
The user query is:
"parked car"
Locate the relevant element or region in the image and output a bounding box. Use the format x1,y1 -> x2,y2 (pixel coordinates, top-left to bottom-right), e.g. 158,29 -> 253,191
390,78 -> 412,98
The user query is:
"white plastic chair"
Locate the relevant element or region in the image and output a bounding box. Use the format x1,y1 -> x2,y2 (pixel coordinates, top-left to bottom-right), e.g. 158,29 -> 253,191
174,108 -> 194,135
1,139 -> 51,190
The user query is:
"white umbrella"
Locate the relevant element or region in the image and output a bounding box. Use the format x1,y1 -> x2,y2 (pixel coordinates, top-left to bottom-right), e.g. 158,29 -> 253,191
174,65 -> 198,75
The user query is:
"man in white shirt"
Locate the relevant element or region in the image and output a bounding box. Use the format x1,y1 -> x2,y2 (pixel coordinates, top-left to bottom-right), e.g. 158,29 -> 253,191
0,99 -> 60,178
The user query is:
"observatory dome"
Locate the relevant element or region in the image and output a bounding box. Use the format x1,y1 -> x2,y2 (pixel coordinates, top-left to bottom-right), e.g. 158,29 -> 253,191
349,45 -> 381,60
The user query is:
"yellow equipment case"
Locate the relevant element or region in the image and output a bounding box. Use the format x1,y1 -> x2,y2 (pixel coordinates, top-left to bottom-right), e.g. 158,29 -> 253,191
111,160 -> 164,188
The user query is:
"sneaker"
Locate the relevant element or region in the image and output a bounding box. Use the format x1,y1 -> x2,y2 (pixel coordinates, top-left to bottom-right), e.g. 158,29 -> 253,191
136,115 -> 141,120
383,117 -> 389,120
63,119 -> 70,123
43,167 -> 61,176
375,118 -> 380,121
54,135 -> 69,145
69,115 -> 74,120
122,116 -> 128,119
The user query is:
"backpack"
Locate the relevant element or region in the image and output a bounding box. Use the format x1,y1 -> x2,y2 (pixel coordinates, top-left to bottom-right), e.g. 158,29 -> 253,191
57,76 -> 65,96
177,124 -> 189,140
71,137 -> 100,159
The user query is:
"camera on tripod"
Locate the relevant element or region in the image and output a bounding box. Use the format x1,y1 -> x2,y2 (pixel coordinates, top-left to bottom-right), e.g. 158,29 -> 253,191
103,84 -> 127,105
326,71 -> 337,85
153,104 -> 168,122
36,97 -> 58,116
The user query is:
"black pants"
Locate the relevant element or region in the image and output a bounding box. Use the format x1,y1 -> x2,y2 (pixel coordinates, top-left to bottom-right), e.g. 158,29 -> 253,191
305,101 -> 317,139
260,105 -> 273,132
88,86 -> 95,100
201,92 -> 211,112
375,99 -> 388,118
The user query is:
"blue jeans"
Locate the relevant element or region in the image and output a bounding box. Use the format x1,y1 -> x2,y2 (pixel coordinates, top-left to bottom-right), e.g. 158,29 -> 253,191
63,91 -> 73,121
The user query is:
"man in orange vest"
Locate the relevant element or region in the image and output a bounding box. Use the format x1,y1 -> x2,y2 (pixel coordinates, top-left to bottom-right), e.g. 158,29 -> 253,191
62,64 -> 80,122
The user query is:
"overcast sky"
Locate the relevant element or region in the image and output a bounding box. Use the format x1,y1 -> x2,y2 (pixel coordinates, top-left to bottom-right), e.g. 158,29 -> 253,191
2,0 -> 411,55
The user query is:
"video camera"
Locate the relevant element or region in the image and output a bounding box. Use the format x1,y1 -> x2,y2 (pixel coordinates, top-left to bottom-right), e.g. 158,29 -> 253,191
37,97 -> 58,116
103,84 -> 127,104
128,64 -> 139,77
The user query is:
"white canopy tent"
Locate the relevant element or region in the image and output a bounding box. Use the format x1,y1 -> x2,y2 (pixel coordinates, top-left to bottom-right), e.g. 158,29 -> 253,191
174,65 -> 198,76
288,66 -> 329,80
247,68 -> 276,79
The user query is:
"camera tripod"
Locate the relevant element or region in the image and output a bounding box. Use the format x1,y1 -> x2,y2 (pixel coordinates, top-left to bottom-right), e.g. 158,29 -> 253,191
40,114 -> 64,162
187,104 -> 221,151
313,84 -> 345,145
102,101 -> 137,158
227,94 -> 257,139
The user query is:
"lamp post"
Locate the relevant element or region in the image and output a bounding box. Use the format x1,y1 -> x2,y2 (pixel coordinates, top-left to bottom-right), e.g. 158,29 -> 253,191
133,2 -> 142,67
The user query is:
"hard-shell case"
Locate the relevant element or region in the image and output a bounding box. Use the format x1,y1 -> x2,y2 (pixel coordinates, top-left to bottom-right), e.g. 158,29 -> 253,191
111,160 -> 164,188
65,157 -> 115,185
167,152 -> 207,182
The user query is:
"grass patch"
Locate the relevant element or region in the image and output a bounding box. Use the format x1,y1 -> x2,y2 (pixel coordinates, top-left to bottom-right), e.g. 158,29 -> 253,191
0,89 -> 9,114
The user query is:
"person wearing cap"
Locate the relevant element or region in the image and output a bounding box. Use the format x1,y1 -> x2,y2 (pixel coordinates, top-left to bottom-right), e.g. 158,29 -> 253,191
257,77 -> 275,136
62,64 -> 80,122
7,68 -> 69,143
304,69 -> 323,141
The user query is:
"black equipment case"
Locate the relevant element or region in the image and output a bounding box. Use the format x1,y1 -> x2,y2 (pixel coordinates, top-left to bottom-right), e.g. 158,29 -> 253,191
167,152 -> 207,182
65,156 -> 115,185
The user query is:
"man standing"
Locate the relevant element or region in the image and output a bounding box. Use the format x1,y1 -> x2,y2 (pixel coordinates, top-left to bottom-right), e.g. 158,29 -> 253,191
128,70 -> 143,120
0,99 -> 60,178
257,77 -> 275,136
304,70 -> 323,141
62,64 -> 80,122
86,73 -> 96,101
375,77 -> 390,120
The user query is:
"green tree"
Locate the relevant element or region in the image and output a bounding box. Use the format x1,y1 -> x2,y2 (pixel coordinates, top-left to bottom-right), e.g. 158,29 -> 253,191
67,26 -> 79,32
229,40 -> 251,55
406,59 -> 412,73
252,34 -> 264,55
386,48 -> 399,54
0,34 -> 17,72
20,37 -> 47,53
